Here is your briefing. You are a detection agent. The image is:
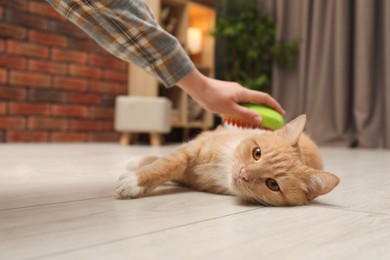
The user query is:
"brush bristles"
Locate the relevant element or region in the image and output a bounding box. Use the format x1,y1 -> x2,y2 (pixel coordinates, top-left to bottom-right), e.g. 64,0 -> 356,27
223,117 -> 273,131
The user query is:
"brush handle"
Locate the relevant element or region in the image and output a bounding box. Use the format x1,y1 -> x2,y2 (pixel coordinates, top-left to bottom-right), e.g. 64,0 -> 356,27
223,104 -> 285,130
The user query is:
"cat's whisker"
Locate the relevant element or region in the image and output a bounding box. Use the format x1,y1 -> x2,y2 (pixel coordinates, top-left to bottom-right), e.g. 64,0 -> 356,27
241,183 -> 272,206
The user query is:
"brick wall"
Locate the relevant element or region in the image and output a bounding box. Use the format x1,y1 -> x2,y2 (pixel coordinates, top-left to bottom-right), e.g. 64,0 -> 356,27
0,0 -> 128,142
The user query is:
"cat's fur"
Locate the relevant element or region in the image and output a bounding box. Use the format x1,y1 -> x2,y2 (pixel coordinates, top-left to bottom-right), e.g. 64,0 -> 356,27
116,115 -> 340,206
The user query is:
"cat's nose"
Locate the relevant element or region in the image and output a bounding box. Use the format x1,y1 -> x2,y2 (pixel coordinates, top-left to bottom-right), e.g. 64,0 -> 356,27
239,168 -> 250,182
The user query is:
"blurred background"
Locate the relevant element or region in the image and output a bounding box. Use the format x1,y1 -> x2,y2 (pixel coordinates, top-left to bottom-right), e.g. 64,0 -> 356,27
0,0 -> 389,148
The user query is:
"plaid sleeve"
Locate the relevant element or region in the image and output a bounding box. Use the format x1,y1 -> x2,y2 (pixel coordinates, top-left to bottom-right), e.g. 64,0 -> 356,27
46,0 -> 195,87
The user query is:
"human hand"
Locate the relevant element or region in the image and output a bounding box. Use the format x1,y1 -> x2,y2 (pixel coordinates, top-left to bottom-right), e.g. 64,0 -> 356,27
177,68 -> 285,126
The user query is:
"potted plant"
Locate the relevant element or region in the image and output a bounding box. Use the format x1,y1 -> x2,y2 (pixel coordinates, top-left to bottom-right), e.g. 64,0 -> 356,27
213,0 -> 299,93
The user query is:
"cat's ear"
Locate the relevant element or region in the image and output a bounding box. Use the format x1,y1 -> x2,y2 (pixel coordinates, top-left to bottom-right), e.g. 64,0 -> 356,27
276,114 -> 306,146
306,171 -> 340,200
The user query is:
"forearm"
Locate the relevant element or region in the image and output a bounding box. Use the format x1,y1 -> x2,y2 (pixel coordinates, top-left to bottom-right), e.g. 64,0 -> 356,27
46,0 -> 194,87
177,68 -> 207,99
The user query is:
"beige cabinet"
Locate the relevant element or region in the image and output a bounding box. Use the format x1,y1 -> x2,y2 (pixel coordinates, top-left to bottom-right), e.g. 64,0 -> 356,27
127,0 -> 216,137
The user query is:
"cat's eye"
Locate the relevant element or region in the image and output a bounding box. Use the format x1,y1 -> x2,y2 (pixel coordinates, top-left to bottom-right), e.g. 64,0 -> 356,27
265,178 -> 280,192
252,147 -> 262,160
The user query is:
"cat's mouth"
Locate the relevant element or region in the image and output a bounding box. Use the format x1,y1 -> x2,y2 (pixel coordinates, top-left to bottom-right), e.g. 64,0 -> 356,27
232,176 -> 245,195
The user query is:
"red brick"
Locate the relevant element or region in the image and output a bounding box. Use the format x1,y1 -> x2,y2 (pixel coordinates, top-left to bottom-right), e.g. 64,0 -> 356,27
10,71 -> 50,88
67,93 -> 101,105
51,48 -> 87,64
69,119 -> 101,131
48,21 -> 87,40
28,1 -> 64,20
88,54 -> 127,70
5,10 -> 49,30
51,132 -> 86,142
67,38 -> 102,53
0,6 -> 3,19
69,64 -> 102,79
87,133 -> 118,142
27,117 -> 67,130
103,69 -> 128,82
28,60 -> 66,75
100,121 -> 114,131
0,22 -> 26,40
0,103 -> 6,114
7,131 -> 48,142
28,89 -> 65,103
89,80 -> 126,94
89,107 -> 114,119
0,69 -> 6,84
101,95 -> 116,107
9,102 -> 50,116
7,40 -> 49,58
0,0 -> 27,11
0,40 -> 4,52
51,104 -> 88,118
0,117 -> 25,129
29,30 -> 67,47
117,60 -> 128,71
0,87 -> 26,100
0,54 -> 26,70
53,77 -> 88,92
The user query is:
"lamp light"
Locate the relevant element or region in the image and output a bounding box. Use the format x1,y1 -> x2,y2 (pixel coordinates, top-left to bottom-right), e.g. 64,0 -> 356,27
187,27 -> 202,54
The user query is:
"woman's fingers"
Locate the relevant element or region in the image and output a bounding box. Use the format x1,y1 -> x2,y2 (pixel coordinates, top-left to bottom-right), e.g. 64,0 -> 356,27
238,89 -> 285,115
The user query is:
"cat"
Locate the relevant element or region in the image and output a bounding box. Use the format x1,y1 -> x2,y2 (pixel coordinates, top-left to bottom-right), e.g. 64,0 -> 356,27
116,115 -> 340,206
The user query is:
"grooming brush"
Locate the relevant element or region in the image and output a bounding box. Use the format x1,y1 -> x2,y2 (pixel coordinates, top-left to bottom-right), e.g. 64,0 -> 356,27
223,103 -> 285,130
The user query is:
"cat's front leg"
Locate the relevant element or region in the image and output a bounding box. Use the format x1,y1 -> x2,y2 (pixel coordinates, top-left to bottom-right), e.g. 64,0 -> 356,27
125,156 -> 159,171
116,150 -> 191,198
116,156 -> 160,198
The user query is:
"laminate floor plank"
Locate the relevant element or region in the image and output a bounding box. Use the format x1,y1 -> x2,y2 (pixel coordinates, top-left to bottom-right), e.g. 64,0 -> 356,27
0,144 -> 389,260
0,192 -> 259,260
42,206 -> 390,260
0,144 -> 173,210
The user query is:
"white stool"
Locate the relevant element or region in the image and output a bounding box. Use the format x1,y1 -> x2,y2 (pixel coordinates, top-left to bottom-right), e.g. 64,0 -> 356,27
115,96 -> 172,146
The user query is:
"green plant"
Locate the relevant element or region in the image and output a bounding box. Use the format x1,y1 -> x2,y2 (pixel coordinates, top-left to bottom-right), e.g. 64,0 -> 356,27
213,0 -> 299,93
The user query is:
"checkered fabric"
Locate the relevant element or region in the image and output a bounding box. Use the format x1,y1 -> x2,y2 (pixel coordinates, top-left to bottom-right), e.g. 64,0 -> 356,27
46,0 -> 195,87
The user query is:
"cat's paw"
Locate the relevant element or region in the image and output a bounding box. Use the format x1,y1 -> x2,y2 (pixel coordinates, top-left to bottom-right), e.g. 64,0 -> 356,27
125,156 -> 145,171
116,171 -> 145,198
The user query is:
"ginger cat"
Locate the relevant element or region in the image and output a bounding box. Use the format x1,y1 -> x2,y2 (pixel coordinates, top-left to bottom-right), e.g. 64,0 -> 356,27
116,115 -> 339,206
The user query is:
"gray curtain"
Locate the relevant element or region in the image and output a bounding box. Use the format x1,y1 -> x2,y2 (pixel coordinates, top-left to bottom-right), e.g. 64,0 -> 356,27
261,0 -> 390,148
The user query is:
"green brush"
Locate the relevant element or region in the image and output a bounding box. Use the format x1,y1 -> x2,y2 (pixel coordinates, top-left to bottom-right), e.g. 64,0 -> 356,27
223,103 -> 285,130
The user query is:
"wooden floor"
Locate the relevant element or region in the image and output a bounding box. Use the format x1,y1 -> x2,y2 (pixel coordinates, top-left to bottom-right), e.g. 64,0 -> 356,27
1,144 -> 390,260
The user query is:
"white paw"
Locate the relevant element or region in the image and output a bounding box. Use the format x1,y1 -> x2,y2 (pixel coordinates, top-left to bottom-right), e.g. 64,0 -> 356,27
116,171 -> 145,198
125,156 -> 145,171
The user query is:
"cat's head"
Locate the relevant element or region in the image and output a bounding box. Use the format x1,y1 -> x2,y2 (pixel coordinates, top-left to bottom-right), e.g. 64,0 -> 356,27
230,115 -> 339,206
